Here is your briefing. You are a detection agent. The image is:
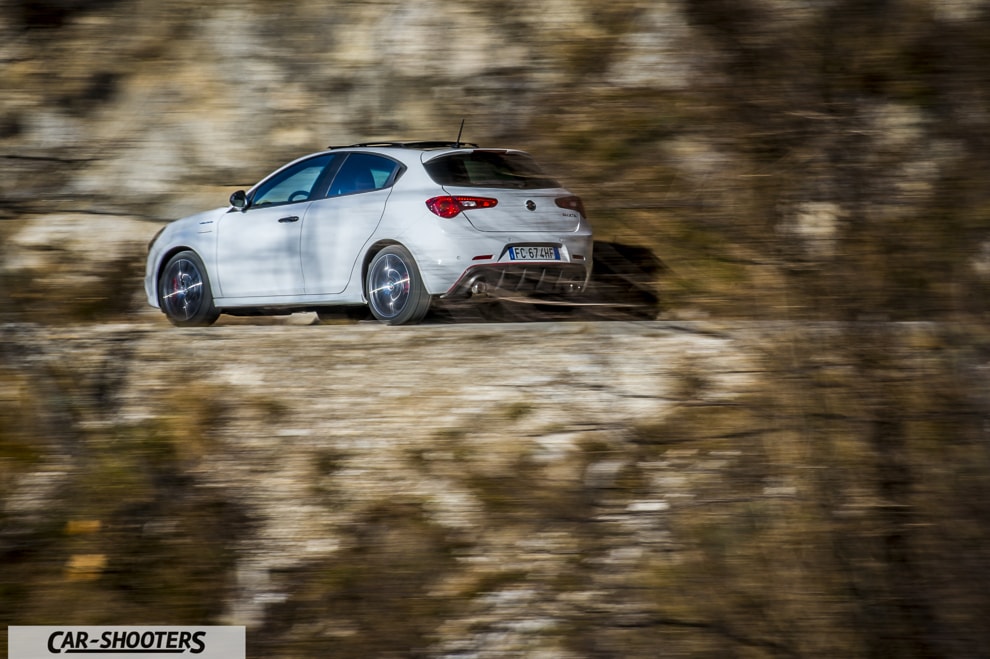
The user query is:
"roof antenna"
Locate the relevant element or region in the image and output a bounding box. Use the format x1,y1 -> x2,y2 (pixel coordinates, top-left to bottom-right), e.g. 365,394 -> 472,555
454,118 -> 465,148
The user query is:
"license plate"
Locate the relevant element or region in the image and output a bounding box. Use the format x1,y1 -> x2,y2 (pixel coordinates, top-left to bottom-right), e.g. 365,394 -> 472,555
508,246 -> 560,261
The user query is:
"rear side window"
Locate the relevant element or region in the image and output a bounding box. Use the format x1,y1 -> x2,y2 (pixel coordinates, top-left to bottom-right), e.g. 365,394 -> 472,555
425,151 -> 560,190
328,153 -> 401,197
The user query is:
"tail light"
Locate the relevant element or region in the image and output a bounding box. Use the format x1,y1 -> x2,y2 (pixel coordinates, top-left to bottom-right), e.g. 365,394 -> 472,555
555,195 -> 586,217
426,195 -> 498,219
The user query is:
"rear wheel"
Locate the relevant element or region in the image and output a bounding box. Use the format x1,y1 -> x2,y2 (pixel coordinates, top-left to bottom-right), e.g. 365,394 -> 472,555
365,245 -> 431,325
158,250 -> 219,327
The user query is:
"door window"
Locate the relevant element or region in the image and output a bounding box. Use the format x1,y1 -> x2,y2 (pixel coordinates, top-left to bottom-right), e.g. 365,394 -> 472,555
252,154 -> 336,207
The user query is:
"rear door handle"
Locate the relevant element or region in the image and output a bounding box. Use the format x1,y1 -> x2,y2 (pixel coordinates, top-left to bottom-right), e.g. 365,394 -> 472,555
278,215 -> 300,223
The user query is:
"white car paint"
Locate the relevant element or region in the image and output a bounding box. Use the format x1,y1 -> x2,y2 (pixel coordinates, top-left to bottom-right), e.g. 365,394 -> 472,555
145,144 -> 594,324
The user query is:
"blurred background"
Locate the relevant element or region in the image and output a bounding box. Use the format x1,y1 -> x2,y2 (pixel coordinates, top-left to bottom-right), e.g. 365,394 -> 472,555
2,0 -> 990,656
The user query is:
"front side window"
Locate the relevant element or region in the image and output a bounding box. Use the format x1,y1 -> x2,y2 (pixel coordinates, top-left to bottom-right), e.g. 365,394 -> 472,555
328,153 -> 401,197
424,151 -> 560,189
252,154 -> 336,207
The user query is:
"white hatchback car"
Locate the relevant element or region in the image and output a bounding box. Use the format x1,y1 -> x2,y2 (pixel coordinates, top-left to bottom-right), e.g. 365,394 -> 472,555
145,141 -> 593,326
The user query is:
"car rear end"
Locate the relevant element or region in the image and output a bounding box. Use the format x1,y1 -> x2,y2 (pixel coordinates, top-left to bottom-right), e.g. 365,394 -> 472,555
420,149 -> 593,299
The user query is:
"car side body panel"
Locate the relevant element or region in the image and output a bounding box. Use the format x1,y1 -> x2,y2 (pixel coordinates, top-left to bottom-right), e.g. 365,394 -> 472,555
144,207 -> 226,309
301,187 -> 391,295
216,203 -> 308,297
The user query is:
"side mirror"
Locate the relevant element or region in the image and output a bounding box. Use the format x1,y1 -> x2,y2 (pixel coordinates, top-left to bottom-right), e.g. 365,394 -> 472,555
229,190 -> 249,210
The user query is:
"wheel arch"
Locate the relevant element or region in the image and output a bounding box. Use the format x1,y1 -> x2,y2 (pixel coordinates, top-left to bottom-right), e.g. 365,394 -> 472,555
359,239 -> 404,298
155,246 -> 214,303
363,241 -> 431,325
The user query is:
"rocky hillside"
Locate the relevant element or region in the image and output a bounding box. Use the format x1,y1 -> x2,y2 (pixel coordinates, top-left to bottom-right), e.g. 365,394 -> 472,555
3,320 -> 989,657
3,0 -> 990,657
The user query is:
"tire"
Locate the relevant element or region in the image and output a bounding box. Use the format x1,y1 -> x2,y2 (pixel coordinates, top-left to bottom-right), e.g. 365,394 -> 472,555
365,245 -> 431,325
158,250 -> 220,327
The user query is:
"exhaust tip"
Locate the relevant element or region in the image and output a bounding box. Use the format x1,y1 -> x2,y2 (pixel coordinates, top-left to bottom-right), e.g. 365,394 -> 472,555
470,279 -> 490,297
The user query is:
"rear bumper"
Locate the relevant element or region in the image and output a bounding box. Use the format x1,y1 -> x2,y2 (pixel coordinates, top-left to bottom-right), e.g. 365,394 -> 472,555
442,262 -> 591,298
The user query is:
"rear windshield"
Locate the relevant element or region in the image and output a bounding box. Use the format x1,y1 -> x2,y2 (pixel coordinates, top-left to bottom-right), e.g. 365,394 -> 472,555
425,151 -> 561,190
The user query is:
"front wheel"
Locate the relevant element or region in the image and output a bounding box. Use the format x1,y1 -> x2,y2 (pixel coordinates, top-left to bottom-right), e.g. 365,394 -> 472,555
158,250 -> 220,327
365,245 -> 431,325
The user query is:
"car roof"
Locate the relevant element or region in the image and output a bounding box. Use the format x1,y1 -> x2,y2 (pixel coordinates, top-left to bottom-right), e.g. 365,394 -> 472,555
326,141 -> 480,151
319,142 -> 526,167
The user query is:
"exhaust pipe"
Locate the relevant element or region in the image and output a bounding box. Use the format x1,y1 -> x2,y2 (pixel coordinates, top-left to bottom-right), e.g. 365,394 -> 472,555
470,279 -> 490,297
